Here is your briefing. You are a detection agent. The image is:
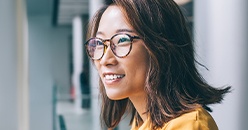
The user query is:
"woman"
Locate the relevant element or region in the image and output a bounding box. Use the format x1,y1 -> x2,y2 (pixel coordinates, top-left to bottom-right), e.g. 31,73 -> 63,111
85,0 -> 231,129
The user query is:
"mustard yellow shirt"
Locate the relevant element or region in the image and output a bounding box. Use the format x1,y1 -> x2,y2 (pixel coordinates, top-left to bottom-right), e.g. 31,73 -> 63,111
131,107 -> 218,130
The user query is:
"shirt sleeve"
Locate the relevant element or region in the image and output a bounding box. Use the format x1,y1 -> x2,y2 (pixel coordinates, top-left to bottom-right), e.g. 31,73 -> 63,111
163,119 -> 216,130
161,108 -> 218,130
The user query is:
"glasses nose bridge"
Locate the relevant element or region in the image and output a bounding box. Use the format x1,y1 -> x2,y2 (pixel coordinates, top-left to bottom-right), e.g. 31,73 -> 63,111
102,39 -> 112,53
102,39 -> 112,45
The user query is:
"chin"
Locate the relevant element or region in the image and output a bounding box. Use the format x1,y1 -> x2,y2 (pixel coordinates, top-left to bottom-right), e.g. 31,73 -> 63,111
106,93 -> 126,100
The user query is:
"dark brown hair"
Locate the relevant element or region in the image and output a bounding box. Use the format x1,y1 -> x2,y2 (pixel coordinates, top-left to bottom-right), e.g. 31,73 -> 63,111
86,0 -> 231,129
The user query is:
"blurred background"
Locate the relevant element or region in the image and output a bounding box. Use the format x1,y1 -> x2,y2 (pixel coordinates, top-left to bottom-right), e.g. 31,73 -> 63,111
0,0 -> 247,130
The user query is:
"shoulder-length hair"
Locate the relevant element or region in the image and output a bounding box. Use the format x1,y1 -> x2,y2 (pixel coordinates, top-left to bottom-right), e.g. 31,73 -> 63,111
87,0 -> 231,129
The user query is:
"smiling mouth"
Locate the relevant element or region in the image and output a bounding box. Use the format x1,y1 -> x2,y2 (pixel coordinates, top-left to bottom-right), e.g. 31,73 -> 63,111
104,74 -> 125,80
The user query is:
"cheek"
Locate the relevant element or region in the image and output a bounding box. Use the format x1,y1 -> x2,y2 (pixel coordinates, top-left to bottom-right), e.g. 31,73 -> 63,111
126,48 -> 150,80
94,61 -> 100,70
93,61 -> 102,76
133,45 -> 150,71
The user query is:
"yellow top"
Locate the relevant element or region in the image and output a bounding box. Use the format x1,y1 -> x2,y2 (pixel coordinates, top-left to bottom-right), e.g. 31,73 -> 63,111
130,107 -> 218,130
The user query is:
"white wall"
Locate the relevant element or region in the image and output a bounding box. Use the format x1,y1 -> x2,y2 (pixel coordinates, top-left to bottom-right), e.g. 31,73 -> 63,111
89,0 -> 104,130
0,0 -> 18,129
51,25 -> 71,100
28,15 -> 53,130
194,0 -> 248,129
28,15 -> 71,130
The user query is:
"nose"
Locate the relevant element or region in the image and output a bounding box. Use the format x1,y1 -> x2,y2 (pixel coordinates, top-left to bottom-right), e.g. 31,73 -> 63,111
99,42 -> 118,66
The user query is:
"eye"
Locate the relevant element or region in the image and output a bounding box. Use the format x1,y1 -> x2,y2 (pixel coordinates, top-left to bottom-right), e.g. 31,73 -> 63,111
96,40 -> 103,45
118,37 -> 131,44
112,34 -> 132,47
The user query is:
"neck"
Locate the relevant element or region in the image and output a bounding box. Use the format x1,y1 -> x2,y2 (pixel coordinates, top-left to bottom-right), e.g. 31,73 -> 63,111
129,93 -> 147,122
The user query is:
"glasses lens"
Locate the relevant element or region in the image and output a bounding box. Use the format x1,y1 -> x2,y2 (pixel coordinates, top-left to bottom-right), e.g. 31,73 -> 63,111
86,38 -> 104,59
112,34 -> 132,57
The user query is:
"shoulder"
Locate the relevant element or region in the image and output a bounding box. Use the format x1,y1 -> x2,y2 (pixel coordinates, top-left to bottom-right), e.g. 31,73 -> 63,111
161,107 -> 218,130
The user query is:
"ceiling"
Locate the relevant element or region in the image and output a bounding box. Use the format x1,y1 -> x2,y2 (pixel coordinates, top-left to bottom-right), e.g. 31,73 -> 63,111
56,0 -> 89,26
26,0 -> 191,26
26,0 -> 89,26
26,0 -> 53,15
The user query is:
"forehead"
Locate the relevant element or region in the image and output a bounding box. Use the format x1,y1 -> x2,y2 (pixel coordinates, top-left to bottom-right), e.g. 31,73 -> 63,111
97,5 -> 132,36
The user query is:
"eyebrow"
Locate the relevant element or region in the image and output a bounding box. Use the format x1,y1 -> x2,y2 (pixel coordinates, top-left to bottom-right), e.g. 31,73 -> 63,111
116,29 -> 135,33
96,29 -> 135,36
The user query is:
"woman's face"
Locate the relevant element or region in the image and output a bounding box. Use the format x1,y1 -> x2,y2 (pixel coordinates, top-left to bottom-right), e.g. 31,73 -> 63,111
94,5 -> 150,100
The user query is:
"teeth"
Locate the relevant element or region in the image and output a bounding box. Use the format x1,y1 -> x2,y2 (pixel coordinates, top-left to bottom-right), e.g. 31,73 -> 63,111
105,74 -> 124,80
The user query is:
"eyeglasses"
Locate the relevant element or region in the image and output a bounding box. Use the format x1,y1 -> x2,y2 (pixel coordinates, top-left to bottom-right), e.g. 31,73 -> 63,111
85,33 -> 140,60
